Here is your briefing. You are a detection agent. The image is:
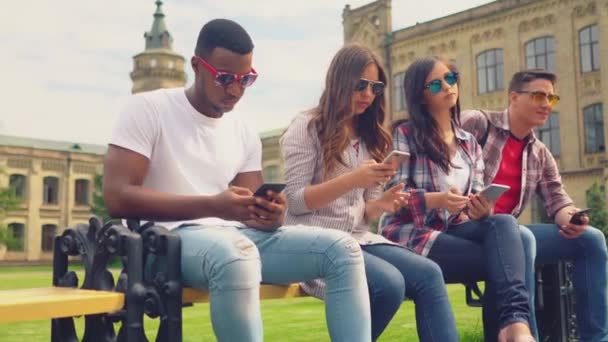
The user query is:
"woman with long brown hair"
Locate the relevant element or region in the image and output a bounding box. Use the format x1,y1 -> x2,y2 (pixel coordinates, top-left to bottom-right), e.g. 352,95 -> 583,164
280,44 -> 458,342
379,56 -> 535,342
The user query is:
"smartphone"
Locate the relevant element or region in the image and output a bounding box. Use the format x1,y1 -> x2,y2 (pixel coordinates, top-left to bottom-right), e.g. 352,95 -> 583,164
570,208 -> 591,225
478,184 -> 510,202
253,183 -> 286,199
382,151 -> 410,169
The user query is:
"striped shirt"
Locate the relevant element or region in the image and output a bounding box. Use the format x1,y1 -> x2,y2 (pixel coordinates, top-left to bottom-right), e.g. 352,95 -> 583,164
378,120 -> 485,256
280,113 -> 396,298
460,109 -> 573,218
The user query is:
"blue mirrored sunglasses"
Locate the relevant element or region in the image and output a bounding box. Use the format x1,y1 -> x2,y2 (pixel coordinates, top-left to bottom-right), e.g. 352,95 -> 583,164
425,72 -> 459,94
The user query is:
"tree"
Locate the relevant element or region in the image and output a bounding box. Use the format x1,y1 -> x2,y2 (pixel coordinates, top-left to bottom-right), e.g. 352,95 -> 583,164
91,174 -> 111,222
586,182 -> 608,237
0,169 -> 21,248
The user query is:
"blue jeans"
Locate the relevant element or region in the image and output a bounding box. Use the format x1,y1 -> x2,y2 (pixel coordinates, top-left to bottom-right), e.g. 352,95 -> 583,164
362,244 -> 458,342
466,225 -> 538,341
519,226 -> 538,339
172,224 -> 371,342
527,224 -> 608,342
427,214 -> 531,337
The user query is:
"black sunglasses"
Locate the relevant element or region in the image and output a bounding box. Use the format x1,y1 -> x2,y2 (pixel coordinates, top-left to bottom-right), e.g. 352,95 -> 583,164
354,79 -> 385,96
425,72 -> 459,94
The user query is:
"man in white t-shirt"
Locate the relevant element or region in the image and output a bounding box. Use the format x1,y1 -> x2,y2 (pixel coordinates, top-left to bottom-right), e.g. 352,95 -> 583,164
103,19 -> 371,342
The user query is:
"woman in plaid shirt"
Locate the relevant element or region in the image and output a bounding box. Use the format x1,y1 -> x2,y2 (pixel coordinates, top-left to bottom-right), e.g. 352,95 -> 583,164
281,44 -> 458,342
379,57 -> 534,342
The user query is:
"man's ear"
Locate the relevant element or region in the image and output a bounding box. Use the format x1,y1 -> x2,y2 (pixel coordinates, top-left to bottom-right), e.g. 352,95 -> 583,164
508,91 -> 518,104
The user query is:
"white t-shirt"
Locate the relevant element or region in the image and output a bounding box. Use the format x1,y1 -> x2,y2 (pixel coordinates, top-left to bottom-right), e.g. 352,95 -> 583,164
110,87 -> 262,229
443,149 -> 470,194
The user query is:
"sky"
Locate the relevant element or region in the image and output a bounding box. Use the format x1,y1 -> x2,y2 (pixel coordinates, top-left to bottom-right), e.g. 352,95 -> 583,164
1,0 -> 493,146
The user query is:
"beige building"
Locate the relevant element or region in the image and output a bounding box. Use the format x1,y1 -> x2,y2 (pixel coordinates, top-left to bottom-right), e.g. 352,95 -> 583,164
261,128 -> 286,183
0,137 -> 105,261
0,0 -> 185,262
262,0 -> 608,223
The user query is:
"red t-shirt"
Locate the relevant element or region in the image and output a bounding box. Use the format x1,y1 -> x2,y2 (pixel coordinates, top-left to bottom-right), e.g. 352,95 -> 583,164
493,135 -> 526,214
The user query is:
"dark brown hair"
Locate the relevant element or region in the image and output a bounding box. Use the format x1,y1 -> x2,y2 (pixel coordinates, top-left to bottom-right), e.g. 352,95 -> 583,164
508,69 -> 557,93
392,57 -> 461,173
308,43 -> 391,176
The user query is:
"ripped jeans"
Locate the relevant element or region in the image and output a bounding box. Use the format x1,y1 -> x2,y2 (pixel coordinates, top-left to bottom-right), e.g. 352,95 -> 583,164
166,224 -> 371,342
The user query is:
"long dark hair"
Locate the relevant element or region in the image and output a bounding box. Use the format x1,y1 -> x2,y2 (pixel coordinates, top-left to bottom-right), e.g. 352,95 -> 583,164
308,43 -> 391,176
393,57 -> 461,173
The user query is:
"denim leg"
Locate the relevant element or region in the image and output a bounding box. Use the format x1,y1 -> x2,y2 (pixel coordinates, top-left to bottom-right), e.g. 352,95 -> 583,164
172,225 -> 263,342
360,249 -> 405,341
241,225 -> 371,342
438,215 -> 530,329
528,224 -> 608,342
364,244 -> 459,342
519,225 -> 539,340
481,225 -> 538,341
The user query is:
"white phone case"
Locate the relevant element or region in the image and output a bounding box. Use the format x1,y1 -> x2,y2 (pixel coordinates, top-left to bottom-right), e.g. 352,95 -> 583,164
383,151 -> 410,168
479,184 -> 510,201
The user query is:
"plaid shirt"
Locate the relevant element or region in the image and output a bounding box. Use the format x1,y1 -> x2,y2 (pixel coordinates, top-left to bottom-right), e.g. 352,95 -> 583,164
378,121 -> 485,256
460,109 -> 573,219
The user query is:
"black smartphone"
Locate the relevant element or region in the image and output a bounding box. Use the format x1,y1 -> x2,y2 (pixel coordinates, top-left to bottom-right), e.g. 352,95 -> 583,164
570,208 -> 591,225
253,183 -> 286,199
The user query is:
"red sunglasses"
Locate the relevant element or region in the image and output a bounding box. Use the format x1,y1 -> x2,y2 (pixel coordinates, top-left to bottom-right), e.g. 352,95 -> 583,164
194,55 -> 258,88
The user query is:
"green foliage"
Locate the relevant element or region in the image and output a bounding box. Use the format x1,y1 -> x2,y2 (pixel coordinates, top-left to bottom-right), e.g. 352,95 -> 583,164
0,227 -> 20,250
91,174 -> 111,222
586,182 -> 608,236
0,173 -> 21,247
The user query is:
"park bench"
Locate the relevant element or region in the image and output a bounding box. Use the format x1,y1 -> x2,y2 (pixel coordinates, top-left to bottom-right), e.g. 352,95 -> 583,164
0,284 -> 306,324
0,217 -> 484,341
0,217 -> 308,341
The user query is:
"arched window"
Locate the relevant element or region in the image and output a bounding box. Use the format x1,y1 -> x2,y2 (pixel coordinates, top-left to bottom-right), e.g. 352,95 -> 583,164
476,49 -> 504,94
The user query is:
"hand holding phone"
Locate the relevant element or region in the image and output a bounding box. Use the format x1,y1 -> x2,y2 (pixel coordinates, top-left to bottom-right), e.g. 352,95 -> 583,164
569,208 -> 591,225
253,183 -> 286,199
382,151 -> 410,170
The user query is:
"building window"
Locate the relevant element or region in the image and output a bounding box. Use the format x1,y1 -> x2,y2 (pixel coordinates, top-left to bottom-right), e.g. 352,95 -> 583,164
525,36 -> 555,71
9,174 -> 26,199
584,103 -> 604,153
7,223 -> 25,251
263,165 -> 280,182
75,179 -> 90,205
580,25 -> 600,73
534,112 -> 560,156
43,176 -> 59,204
149,58 -> 157,67
167,61 -> 174,69
393,72 -> 406,111
476,49 -> 504,94
41,224 -> 57,252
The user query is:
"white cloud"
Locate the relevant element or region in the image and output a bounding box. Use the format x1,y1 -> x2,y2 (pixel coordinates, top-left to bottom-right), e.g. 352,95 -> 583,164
1,0 -> 492,145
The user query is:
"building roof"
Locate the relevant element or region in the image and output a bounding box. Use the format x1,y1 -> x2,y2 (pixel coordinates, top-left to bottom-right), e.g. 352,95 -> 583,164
144,0 -> 173,50
0,134 -> 107,155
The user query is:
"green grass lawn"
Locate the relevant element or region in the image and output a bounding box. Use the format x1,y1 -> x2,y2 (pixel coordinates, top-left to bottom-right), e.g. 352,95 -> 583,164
0,266 -> 483,341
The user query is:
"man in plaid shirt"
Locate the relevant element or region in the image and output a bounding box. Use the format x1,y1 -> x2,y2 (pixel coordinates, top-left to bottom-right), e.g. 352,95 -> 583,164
461,69 -> 608,342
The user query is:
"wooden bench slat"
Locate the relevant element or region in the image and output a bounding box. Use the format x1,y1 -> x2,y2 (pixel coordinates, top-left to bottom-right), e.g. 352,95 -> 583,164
0,287 -> 124,323
182,283 -> 306,303
0,284 -> 307,323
